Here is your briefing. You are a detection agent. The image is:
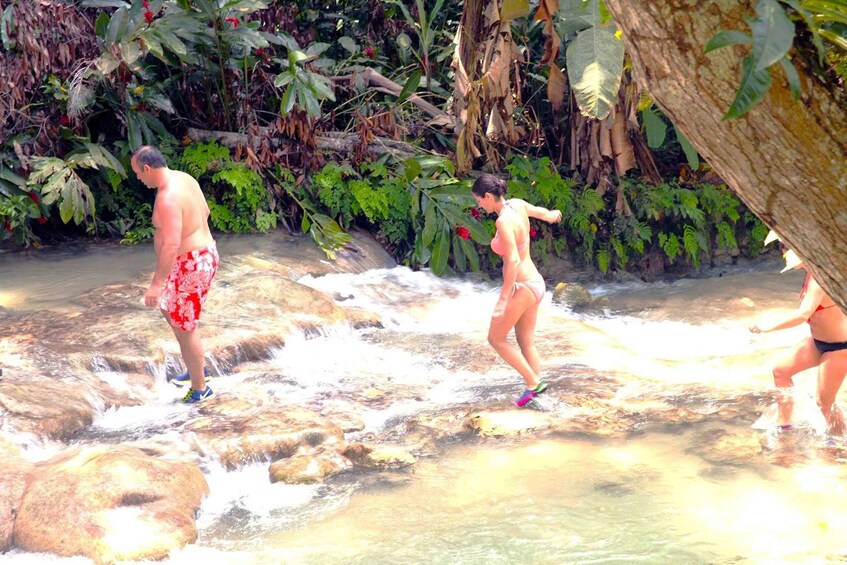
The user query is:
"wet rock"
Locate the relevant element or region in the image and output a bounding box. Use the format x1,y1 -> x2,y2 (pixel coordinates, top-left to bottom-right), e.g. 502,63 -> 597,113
689,428 -> 765,466
341,442 -> 416,469
184,394 -> 345,468
13,445 -> 208,564
464,409 -> 550,437
552,282 -> 593,308
0,379 -> 94,440
0,434 -> 32,552
269,450 -> 348,484
343,306 -> 383,329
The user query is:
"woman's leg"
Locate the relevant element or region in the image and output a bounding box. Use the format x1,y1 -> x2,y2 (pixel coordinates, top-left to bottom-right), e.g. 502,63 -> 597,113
488,287 -> 540,388
772,337 -> 819,426
514,299 -> 541,377
817,350 -> 847,437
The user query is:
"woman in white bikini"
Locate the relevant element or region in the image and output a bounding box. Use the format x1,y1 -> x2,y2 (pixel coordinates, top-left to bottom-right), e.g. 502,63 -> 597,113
750,236 -> 847,437
471,174 -> 562,407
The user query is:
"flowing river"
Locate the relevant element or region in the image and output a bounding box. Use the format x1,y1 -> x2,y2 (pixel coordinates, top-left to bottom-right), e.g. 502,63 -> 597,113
1,232 -> 845,564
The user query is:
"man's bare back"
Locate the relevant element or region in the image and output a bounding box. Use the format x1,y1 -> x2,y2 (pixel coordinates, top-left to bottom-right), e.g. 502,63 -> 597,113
152,169 -> 214,256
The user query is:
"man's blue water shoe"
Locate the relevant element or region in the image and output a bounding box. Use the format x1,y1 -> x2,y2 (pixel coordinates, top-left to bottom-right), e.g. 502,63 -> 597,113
180,386 -> 215,404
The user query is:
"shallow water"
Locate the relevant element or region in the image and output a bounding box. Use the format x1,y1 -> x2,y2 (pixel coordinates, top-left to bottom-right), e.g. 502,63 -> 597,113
3,237 -> 846,564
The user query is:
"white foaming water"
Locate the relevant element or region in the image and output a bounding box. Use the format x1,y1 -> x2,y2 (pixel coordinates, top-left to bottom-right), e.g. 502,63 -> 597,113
197,462 -> 322,526
298,266 -> 506,333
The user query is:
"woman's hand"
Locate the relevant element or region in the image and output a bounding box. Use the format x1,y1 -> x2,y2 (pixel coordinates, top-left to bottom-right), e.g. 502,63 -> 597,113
749,324 -> 762,334
546,209 -> 563,224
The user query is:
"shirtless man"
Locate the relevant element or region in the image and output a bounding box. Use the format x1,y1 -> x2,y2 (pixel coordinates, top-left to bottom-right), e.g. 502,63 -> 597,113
131,146 -> 219,404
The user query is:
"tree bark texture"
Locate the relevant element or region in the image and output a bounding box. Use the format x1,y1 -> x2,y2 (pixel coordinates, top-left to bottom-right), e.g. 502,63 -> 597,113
605,0 -> 847,307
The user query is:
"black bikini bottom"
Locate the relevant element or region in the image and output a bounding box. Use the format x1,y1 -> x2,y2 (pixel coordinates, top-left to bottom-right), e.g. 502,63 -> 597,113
814,339 -> 847,354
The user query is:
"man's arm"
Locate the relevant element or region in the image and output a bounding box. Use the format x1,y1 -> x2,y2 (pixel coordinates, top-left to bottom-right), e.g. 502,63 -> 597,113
145,192 -> 182,307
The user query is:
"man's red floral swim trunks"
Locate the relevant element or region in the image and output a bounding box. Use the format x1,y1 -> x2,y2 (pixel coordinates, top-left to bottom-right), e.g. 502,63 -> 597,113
160,243 -> 218,331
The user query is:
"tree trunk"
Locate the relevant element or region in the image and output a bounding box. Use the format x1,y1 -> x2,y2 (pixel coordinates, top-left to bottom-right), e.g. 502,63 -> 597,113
605,0 -> 847,308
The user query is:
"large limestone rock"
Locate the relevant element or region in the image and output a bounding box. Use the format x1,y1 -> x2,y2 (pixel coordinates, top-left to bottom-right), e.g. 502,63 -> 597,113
268,450 -> 349,484
0,379 -> 94,439
0,434 -> 32,552
552,282 -> 593,308
465,409 -> 551,437
184,393 -> 345,468
13,445 -> 208,564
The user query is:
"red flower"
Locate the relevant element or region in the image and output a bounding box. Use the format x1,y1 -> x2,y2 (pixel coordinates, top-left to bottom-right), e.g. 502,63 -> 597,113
29,192 -> 40,204
58,115 -> 70,126
142,0 -> 149,8
255,48 -> 264,56
456,226 -> 470,240
529,227 -> 538,239
364,47 -> 375,58
225,17 -> 239,28
4,220 -> 11,233
470,208 -> 481,220
144,10 -> 154,24
36,217 -> 48,224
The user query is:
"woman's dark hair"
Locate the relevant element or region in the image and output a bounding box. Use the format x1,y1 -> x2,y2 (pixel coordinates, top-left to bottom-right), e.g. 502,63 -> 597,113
133,146 -> 167,169
471,173 -> 507,199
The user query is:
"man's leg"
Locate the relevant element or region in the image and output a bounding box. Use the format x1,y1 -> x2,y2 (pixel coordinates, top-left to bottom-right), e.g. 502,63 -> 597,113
172,325 -> 207,391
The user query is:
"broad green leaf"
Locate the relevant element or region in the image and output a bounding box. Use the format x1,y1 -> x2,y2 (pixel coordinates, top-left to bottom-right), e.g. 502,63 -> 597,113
642,106 -> 667,148
501,0 -> 530,21
452,234 -> 467,272
305,73 -> 336,101
59,182 -> 74,224
94,12 -> 110,40
82,0 -> 130,7
403,157 -> 422,181
422,200 -> 437,246
288,50 -> 310,68
724,55 -> 772,120
305,42 -> 331,57
338,36 -> 358,54
146,94 -> 175,114
280,83 -> 296,115
750,0 -> 794,71
142,31 -> 164,59
95,53 -> 121,75
105,7 -> 127,45
119,41 -> 142,65
126,112 -> 143,149
782,0 -> 825,64
156,29 -> 188,57
704,30 -> 751,53
430,223 -> 451,276
566,26 -> 625,119
0,168 -> 26,189
396,69 -> 421,106
301,214 -> 311,233
465,218 -> 491,245
300,85 -> 320,116
459,235 -> 480,272
674,125 -> 700,170
274,71 -> 295,88
222,0 -> 270,11
778,56 -> 802,101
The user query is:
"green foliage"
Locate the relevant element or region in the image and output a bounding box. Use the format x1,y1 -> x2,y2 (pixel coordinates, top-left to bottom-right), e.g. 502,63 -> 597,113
174,141 -> 275,234
274,41 -> 337,117
0,193 -> 43,247
26,141 -> 125,225
707,0 -> 847,119
180,142 -> 230,178
558,0 -> 625,120
624,179 -> 757,270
